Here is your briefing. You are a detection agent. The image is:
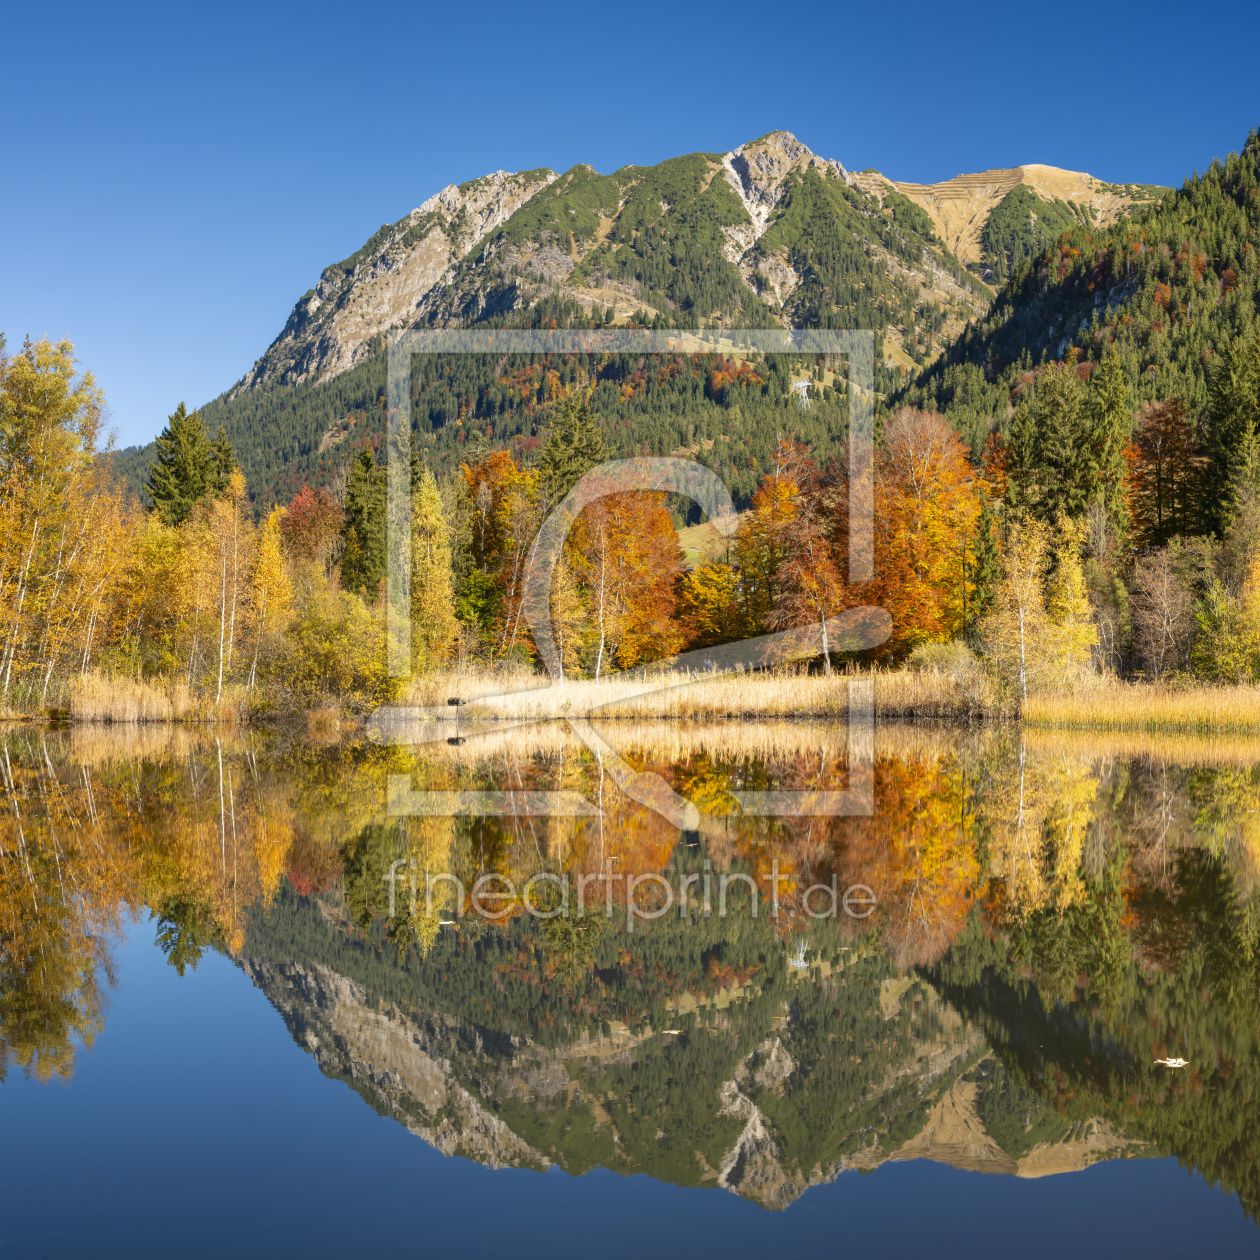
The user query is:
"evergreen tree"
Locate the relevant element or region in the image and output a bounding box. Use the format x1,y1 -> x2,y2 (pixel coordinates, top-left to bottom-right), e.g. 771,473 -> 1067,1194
1205,331 -> 1260,534
208,426 -> 237,496
1088,352 -> 1132,537
340,446 -> 387,596
146,402 -> 213,525
1005,400 -> 1039,514
537,390 -> 605,502
969,496 -> 1003,632
1034,366 -> 1096,521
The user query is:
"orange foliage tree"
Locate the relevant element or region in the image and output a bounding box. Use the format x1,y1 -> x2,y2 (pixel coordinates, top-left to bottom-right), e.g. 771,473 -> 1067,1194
568,492 -> 684,675
843,409 -> 984,659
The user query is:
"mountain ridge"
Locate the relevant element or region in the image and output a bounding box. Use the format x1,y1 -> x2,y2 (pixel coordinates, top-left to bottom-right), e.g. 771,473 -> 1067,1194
238,131 -> 1143,398
111,129 -> 1169,511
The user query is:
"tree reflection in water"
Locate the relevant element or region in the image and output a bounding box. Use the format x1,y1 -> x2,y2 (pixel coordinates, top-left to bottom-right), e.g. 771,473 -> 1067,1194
2,721 -> 1259,1214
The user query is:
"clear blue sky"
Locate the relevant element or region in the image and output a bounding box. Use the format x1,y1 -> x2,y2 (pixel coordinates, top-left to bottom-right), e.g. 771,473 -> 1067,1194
3,0 -> 1257,449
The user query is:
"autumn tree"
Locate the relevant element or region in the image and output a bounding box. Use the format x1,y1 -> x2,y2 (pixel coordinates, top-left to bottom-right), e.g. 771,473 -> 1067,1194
859,410 -> 983,659
676,562 -> 748,649
410,466 -> 458,671
0,338 -> 133,700
1044,515 -> 1098,689
569,492 -> 684,676
732,445 -> 815,636
980,515 -> 1052,703
248,506 -> 292,689
279,484 -> 344,576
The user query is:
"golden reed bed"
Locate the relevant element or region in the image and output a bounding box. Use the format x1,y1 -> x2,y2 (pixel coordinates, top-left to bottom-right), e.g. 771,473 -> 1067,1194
1023,681 -> 1260,735
403,664 -> 997,722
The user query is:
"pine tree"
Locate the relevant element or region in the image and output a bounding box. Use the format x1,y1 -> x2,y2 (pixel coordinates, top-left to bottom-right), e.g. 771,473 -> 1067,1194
537,390 -> 605,503
1005,400 -> 1039,514
146,402 -> 213,526
1034,367 -> 1096,521
969,496 -> 1003,632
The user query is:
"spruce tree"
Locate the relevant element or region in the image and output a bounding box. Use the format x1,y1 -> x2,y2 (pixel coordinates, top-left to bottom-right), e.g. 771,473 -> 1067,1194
1005,399 -> 1039,514
1206,331 -> 1260,534
969,496 -> 1003,632
1035,366 -> 1095,521
146,402 -> 213,525
208,426 -> 237,496
340,446 -> 387,596
537,391 -> 605,502
1088,352 -> 1132,539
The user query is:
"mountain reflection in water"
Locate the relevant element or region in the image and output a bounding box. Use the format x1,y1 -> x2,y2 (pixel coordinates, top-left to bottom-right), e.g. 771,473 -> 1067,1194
2,721 -> 1259,1221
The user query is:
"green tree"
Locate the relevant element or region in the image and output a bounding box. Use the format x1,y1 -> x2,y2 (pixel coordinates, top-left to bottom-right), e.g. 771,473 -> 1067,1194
1004,399 -> 1039,514
537,390 -> 605,502
208,425 -> 237,496
1034,366 -> 1097,521
1206,331 -> 1260,534
146,402 -> 213,525
968,495 -> 1003,631
340,446 -> 386,596
1088,352 -> 1132,537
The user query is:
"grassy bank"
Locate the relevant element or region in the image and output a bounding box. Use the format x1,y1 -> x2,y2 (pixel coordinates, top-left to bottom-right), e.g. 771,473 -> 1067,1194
1022,681 -> 1260,735
41,672 -> 248,724
16,667 -> 1260,736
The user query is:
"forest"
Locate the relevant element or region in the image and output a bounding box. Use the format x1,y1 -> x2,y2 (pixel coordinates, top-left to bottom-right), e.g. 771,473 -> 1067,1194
1,132 -> 1259,720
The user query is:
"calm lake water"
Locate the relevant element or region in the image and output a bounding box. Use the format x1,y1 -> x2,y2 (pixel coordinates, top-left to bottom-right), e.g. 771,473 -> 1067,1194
1,720 -> 1259,1257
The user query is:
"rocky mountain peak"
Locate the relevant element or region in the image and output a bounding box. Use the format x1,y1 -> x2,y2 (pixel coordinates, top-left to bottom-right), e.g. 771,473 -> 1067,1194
722,130 -> 850,235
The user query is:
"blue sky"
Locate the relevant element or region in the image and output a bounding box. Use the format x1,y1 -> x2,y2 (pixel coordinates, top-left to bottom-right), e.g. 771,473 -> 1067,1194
3,0 -> 1257,448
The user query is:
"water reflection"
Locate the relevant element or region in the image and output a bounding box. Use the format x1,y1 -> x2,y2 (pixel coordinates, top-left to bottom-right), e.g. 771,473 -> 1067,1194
2,721 -> 1259,1217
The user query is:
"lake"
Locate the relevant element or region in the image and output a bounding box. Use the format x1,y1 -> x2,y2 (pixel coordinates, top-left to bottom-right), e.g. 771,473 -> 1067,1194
1,720 -> 1258,1257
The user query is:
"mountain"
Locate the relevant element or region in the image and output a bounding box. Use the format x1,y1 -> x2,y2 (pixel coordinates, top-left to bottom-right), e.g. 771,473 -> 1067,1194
241,888 -> 1141,1210
237,131 -> 992,392
898,127 -> 1260,456
853,164 -> 1164,284
111,131 -> 1155,509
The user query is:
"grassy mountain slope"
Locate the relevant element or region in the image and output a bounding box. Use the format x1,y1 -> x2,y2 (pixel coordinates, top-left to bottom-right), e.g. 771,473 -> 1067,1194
857,163 -> 1166,282
898,128 -> 1260,455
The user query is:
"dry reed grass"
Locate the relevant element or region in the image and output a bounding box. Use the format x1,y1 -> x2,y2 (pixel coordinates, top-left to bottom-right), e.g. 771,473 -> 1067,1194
65,672 -> 245,724
1023,681 -> 1260,735
402,664 -> 994,722
1021,727 -> 1260,767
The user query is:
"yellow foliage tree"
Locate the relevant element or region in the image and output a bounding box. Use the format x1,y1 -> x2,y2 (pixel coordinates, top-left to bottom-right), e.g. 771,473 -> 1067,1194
1044,515 -> 1099,689
410,468 -> 457,671
980,516 -> 1050,702
248,506 -> 292,690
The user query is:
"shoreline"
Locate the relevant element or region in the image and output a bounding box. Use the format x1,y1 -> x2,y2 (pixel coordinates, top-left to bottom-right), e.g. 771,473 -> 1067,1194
8,671 -> 1259,736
